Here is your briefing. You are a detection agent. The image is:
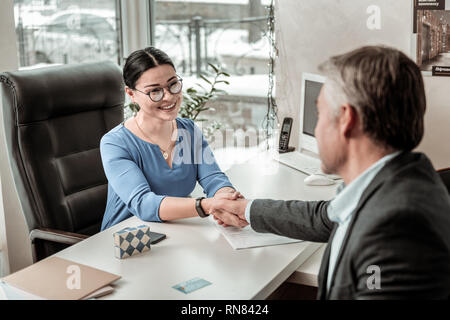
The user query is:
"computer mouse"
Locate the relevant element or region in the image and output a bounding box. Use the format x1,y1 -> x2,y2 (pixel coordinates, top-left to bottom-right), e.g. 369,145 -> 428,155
304,174 -> 336,186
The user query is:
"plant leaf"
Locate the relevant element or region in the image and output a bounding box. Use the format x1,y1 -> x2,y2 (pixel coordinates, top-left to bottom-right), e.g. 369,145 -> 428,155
214,89 -> 228,95
195,83 -> 207,92
200,74 -> 212,85
208,63 -> 219,73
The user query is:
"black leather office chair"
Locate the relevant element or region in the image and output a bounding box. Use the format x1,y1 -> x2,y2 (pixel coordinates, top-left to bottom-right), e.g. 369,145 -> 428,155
437,167 -> 450,194
0,61 -> 124,262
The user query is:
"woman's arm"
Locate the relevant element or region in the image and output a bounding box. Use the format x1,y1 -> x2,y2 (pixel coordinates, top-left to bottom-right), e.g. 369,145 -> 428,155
101,135 -> 166,222
159,192 -> 243,222
102,134 -> 242,223
158,197 -> 197,221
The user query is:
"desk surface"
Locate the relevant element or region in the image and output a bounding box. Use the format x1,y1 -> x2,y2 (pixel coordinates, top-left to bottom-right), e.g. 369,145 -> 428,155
287,244 -> 326,287
55,153 -> 337,299
218,155 -> 336,289
56,216 -> 320,299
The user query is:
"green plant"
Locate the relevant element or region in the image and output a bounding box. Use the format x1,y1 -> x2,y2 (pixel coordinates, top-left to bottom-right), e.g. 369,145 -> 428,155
202,120 -> 224,142
179,63 -> 230,122
127,101 -> 140,115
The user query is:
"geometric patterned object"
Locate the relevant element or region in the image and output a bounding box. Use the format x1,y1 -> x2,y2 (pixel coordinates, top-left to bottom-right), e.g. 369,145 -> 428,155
113,224 -> 151,259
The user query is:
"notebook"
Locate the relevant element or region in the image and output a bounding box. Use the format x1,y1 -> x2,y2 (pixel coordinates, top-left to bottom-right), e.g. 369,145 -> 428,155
1,256 -> 120,300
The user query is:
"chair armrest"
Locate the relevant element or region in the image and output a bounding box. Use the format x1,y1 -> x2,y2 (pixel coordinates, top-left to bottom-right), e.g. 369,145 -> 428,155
29,228 -> 89,245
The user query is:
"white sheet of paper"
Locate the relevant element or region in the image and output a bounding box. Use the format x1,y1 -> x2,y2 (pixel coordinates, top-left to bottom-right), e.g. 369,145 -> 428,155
211,217 -> 303,250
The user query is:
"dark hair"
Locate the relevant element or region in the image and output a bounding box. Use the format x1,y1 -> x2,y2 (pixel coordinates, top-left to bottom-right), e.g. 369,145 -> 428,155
319,45 -> 426,151
123,47 -> 176,89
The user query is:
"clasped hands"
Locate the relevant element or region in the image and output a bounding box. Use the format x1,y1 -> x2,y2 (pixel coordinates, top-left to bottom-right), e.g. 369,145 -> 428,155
207,190 -> 250,228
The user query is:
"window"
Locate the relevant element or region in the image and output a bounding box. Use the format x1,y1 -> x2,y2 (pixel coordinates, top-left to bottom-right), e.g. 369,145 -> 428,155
13,0 -> 121,67
13,0 -> 275,154
153,0 -> 273,150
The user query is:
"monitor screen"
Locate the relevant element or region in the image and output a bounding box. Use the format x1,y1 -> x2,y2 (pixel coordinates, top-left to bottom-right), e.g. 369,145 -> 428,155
302,80 -> 323,137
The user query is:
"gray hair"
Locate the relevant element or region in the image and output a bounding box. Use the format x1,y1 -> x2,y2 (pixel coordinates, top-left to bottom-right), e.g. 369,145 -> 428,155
318,45 -> 426,151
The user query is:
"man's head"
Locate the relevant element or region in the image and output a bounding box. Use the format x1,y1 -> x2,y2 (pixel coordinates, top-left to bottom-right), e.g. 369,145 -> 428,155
315,45 -> 426,174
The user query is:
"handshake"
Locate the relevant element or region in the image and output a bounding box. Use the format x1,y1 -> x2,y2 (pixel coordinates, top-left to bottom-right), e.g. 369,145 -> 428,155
205,190 -> 250,228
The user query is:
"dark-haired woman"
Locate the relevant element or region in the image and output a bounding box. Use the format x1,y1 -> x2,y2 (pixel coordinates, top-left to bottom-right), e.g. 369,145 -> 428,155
100,47 -> 246,230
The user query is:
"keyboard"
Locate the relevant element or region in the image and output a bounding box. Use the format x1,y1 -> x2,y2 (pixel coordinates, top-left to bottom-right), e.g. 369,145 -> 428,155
276,151 -> 341,180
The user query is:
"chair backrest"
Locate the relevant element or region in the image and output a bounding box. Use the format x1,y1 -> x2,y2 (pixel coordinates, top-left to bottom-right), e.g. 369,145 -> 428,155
437,167 -> 450,194
0,62 -> 124,250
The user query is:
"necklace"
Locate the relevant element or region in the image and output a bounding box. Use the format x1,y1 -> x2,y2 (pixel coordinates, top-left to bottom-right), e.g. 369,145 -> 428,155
134,117 -> 174,160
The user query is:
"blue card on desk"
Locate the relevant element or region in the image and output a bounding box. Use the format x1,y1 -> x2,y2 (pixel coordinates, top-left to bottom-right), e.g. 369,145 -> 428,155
172,277 -> 211,294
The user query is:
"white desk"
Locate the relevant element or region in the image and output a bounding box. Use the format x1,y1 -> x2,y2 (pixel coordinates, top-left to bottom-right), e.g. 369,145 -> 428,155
217,155 -> 336,290
54,152 -> 337,299
287,244 -> 326,287
56,216 -> 319,299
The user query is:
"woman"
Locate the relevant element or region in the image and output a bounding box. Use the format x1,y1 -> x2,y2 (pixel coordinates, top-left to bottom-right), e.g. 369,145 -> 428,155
100,47 -> 246,230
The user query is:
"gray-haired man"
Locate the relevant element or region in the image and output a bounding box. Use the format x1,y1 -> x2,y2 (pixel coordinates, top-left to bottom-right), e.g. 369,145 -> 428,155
211,46 -> 450,299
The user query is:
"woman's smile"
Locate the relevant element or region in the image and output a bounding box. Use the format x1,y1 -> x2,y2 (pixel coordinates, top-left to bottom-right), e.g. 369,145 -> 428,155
158,102 -> 177,111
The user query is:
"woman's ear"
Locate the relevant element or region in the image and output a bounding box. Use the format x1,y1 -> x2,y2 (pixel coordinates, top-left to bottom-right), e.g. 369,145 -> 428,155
125,87 -> 134,100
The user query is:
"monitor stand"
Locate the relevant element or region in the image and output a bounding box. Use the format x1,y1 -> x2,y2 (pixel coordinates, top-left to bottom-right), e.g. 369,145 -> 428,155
276,150 -> 341,180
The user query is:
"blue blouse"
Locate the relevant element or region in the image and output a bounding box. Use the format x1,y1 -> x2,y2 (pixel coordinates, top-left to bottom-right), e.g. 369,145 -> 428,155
100,117 -> 233,230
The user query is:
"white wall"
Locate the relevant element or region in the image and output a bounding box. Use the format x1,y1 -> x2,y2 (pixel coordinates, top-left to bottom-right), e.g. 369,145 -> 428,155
275,0 -> 450,169
0,0 -> 33,275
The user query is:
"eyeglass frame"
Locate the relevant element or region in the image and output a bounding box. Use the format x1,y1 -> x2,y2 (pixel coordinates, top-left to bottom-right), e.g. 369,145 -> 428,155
133,76 -> 183,102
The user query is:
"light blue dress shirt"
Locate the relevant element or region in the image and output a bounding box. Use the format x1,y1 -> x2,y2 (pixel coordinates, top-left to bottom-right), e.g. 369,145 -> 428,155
325,151 -> 400,291
100,117 -> 233,230
244,151 -> 400,292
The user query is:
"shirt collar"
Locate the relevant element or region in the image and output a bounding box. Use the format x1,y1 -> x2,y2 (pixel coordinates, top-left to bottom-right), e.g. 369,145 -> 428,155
328,151 -> 401,224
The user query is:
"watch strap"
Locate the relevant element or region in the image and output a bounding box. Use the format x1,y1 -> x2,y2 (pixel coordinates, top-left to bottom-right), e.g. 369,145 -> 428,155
195,197 -> 209,218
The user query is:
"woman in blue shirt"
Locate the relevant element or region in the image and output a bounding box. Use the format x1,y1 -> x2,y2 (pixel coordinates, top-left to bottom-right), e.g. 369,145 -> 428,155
100,47 -> 247,230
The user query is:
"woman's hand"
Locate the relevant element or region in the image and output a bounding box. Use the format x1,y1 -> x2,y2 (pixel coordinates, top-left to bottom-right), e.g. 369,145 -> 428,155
214,190 -> 244,201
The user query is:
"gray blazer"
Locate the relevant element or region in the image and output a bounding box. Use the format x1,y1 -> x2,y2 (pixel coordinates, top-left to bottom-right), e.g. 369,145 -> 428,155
250,152 -> 450,299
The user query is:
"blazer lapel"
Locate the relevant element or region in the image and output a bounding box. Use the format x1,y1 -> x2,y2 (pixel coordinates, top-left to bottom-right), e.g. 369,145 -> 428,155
317,225 -> 337,299
325,172 -> 387,298
324,151 -> 416,298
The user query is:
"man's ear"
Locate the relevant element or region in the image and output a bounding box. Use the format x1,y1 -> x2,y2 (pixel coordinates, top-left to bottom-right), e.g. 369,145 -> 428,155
339,103 -> 358,138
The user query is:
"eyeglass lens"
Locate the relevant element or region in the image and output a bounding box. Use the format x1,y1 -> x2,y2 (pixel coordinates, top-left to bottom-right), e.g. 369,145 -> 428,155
150,80 -> 182,102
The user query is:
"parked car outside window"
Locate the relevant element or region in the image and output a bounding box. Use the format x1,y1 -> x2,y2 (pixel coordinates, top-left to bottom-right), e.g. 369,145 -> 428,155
33,9 -> 119,64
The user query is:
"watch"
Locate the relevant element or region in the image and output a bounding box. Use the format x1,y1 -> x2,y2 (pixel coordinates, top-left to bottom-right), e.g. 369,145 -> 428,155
195,197 -> 209,218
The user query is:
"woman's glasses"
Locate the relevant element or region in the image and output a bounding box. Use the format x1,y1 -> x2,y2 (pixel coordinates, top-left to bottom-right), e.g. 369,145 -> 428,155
134,77 -> 183,102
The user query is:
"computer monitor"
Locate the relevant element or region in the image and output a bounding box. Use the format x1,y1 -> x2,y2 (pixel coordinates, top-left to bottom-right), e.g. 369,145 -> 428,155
299,72 -> 326,155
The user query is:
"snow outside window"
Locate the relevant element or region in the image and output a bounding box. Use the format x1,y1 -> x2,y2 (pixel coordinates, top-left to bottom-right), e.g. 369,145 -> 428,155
13,0 -> 121,68
152,0 -> 273,153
